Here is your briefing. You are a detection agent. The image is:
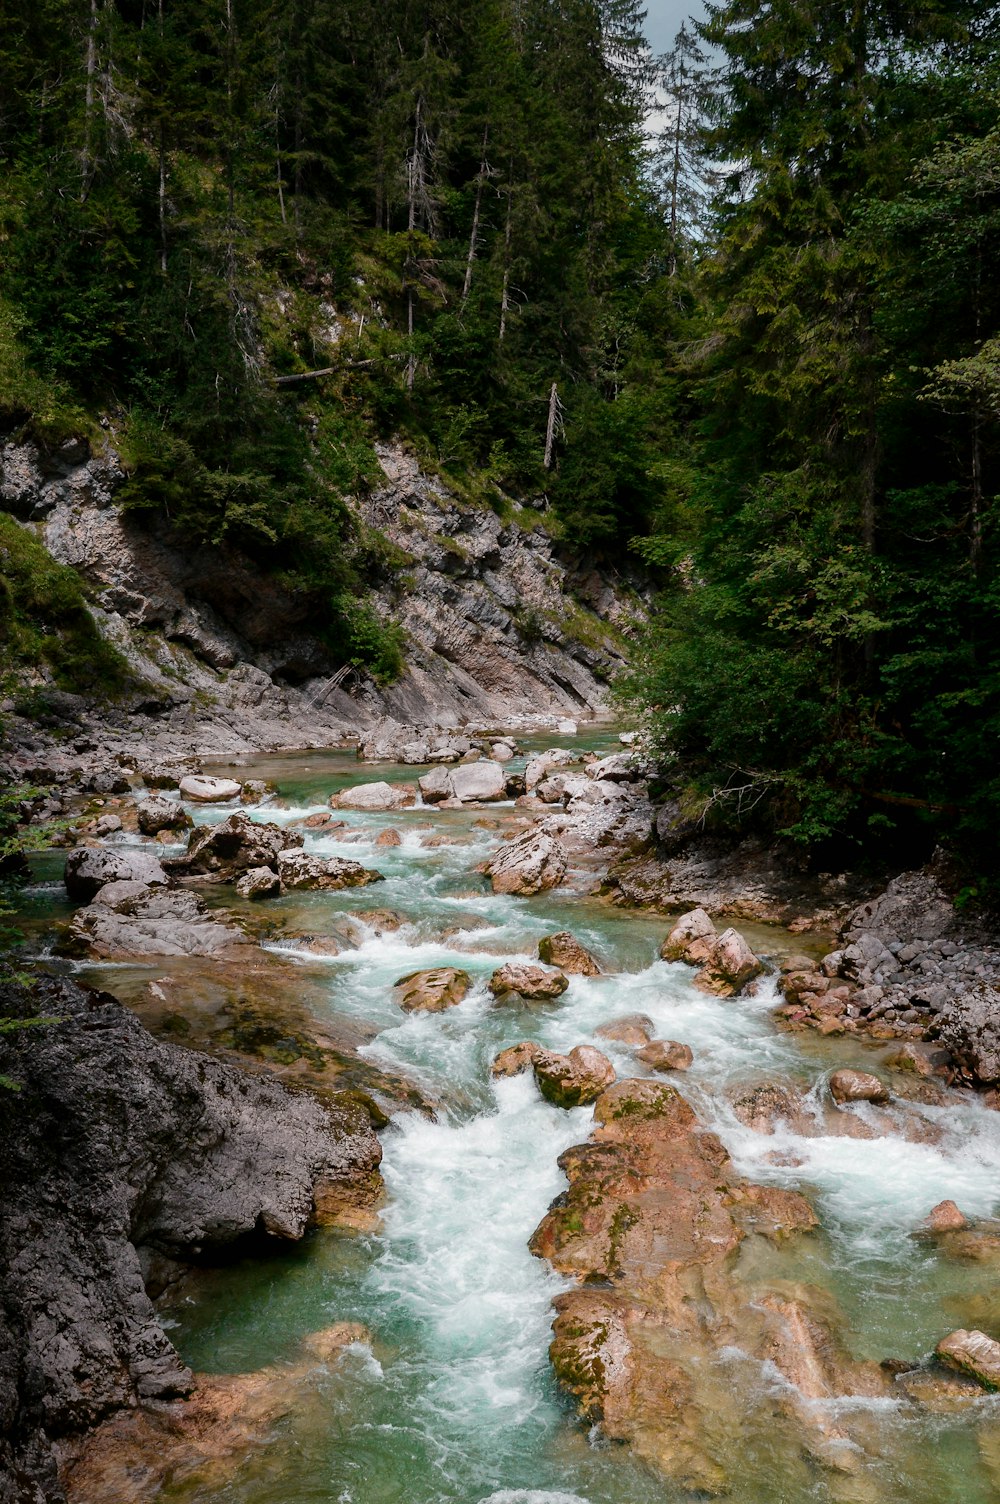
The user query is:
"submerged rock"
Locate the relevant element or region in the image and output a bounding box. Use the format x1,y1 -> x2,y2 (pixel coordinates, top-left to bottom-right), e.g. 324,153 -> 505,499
538,930 -> 601,975
488,961 -> 569,1002
595,1014 -> 654,1046
936,1330 -> 1000,1390
636,1039 -> 693,1072
486,829 -> 567,896
394,968 -> 471,1013
64,846 -> 169,902
533,1045 -> 616,1107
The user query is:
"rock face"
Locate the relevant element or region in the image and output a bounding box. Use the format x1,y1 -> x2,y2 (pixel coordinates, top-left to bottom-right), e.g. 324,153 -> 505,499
393,968 -> 471,1013
67,887 -> 249,959
486,830 -> 567,896
533,1045 -> 616,1107
538,931 -> 601,975
936,1330 -> 1000,1390
178,775 -> 242,803
0,977 -> 382,1502
488,962 -> 569,1002
169,812 -> 301,880
64,846 -> 169,902
275,849 -> 383,892
331,782 -> 414,812
529,1078 -> 888,1493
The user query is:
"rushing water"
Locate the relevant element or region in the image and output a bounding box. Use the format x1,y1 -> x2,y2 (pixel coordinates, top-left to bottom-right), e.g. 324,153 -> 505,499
25,738 -> 1000,1502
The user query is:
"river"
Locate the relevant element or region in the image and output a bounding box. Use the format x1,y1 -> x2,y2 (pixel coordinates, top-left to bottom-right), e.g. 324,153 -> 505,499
22,736 -> 1000,1502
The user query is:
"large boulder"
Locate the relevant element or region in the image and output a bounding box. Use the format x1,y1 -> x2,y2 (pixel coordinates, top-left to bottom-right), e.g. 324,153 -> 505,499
935,983 -> 1000,1085
64,846 -> 169,902
695,928 -> 765,997
170,812 -> 300,879
660,908 -> 717,965
488,961 -> 569,1002
331,782 -> 414,811
448,760 -> 506,803
829,1069 -> 889,1105
178,774 -> 242,803
538,931 -> 601,975
136,797 -> 192,837
936,1330 -> 1000,1390
418,766 -> 454,804
275,849 -> 384,892
533,1045 -> 616,1108
486,830 -> 567,896
67,887 -> 248,959
394,968 -> 471,1013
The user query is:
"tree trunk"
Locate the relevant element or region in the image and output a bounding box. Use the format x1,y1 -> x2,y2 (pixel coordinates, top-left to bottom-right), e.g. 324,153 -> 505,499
543,382 -> 561,469
499,170 -> 513,344
81,0 -> 99,196
461,126 -> 489,310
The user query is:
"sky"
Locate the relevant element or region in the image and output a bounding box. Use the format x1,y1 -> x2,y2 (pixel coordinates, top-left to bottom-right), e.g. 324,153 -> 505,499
644,0 -> 706,55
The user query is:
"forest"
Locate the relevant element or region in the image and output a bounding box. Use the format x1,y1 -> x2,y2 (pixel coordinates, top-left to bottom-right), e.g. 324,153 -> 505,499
1,0 -> 999,882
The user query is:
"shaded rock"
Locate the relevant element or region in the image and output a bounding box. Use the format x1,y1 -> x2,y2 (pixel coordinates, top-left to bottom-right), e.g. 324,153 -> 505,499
488,961 -> 569,1002
884,1043 -> 935,1077
653,798 -> 701,855
660,908 -> 717,965
275,849 -> 383,892
636,1039 -> 693,1072
394,968 -> 471,1014
331,781 -> 414,811
171,812 -> 300,880
448,760 -> 506,803
922,1200 -> 968,1234
240,779 -> 271,805
136,797 -> 192,837
936,1330 -> 1000,1390
234,867 -> 281,900
533,1045 -> 616,1108
64,846 -> 169,902
418,766 -> 453,804
491,1041 -> 542,1078
595,1014 -> 654,1046
829,1069 -> 890,1105
178,775 -> 242,803
486,829 -> 567,896
538,930 -> 601,975
694,927 -> 765,996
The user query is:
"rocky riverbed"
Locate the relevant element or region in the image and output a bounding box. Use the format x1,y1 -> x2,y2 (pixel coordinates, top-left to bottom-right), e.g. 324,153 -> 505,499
6,732 -> 1000,1503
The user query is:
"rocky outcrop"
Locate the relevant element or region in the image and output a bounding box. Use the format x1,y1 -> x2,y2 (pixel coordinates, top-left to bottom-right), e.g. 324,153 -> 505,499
0,977 -> 382,1502
168,812 -> 300,880
485,830 -> 567,896
66,885 -> 249,959
529,1078 -> 890,1492
64,846 -> 168,902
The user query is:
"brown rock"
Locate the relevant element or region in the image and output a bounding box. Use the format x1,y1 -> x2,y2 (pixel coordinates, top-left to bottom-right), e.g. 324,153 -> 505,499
884,1043 -> 934,1076
491,1041 -> 542,1078
533,1045 -> 616,1108
595,1014 -> 654,1046
486,830 -> 568,896
829,1069 -> 890,1105
488,962 -> 569,1002
394,968 -> 471,1014
659,908 -> 717,964
936,1330 -> 1000,1390
922,1200 -> 968,1234
636,1039 -> 693,1072
538,931 -> 601,975
694,927 -> 765,997
374,828 -> 402,848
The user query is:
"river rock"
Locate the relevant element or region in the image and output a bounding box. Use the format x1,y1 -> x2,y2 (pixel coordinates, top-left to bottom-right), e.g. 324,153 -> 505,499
660,908 -> 717,964
64,845 -> 169,902
0,975 -> 382,1494
170,812 -> 300,879
331,781 -> 414,811
538,930 -> 601,975
67,888 -> 249,959
179,774 -> 243,803
240,779 -> 272,805
374,827 -> 402,848
276,849 -> 383,892
524,748 -> 578,790
486,830 -> 567,895
490,740 -> 517,762
533,1045 -> 616,1108
418,766 -> 454,803
394,968 -> 471,1013
829,1069 -> 890,1105
488,961 -> 569,1001
695,927 -> 765,996
636,1039 -> 693,1072
136,796 -> 192,836
447,760 -> 506,803
936,1330 -> 1000,1390
935,983 -> 1000,1085
922,1200 -> 968,1233
595,1014 -> 654,1046
491,1041 -> 543,1077
235,866 -> 281,900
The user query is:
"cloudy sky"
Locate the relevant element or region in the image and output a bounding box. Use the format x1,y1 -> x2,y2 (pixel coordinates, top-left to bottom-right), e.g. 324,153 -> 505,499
644,0 -> 706,55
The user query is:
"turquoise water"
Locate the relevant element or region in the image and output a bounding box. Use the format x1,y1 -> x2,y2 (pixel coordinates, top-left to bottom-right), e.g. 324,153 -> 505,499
24,741 -> 1000,1502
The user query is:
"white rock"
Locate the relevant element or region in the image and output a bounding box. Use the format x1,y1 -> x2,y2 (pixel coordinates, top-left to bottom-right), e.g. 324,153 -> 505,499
486,830 -> 567,895
418,766 -> 454,804
448,760 -> 506,803
331,781 -> 414,811
524,748 -> 578,790
179,775 -> 242,803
